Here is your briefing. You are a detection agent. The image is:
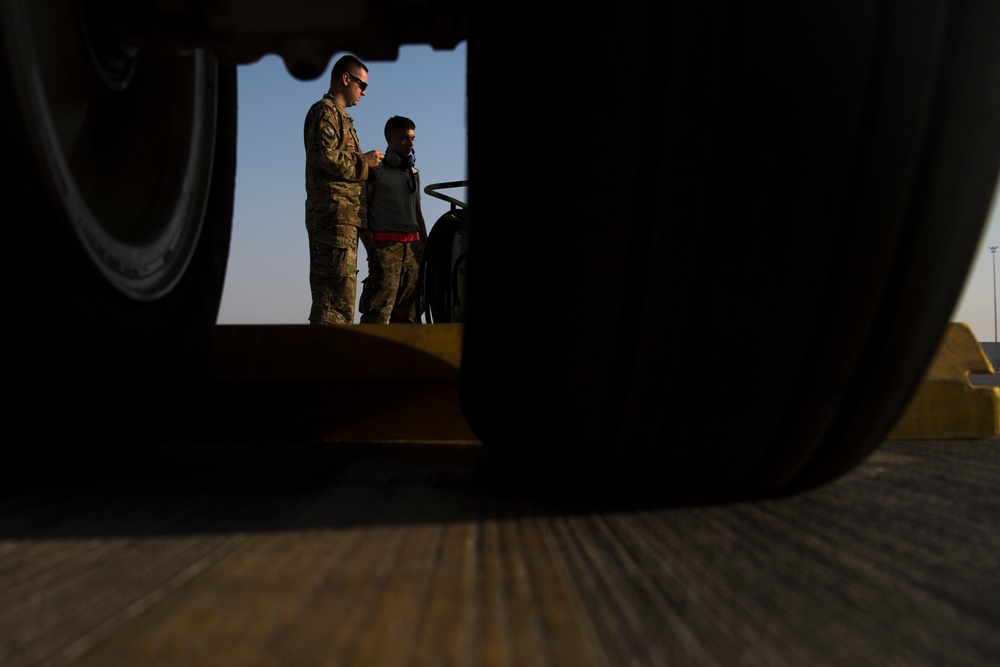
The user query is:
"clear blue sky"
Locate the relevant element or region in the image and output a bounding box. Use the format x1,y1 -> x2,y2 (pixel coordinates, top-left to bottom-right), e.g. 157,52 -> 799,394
217,43 -> 468,325
218,41 -> 1000,342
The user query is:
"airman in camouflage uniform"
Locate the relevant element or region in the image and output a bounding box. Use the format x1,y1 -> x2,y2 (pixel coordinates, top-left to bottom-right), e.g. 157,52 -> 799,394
359,116 -> 428,324
303,54 -> 383,325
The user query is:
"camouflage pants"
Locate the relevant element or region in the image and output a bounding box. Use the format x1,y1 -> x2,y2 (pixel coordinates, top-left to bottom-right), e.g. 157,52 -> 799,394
308,225 -> 358,325
359,240 -> 424,323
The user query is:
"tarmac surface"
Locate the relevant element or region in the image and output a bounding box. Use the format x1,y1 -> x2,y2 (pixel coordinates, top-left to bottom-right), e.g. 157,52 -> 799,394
2,435 -> 998,667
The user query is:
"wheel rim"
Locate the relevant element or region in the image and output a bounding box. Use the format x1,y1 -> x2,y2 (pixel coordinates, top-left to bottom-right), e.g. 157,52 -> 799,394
1,0 -> 217,301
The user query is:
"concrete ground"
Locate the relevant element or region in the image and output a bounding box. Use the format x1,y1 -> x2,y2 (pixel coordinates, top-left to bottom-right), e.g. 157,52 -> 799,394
3,324 -> 997,666
1,436 -> 997,667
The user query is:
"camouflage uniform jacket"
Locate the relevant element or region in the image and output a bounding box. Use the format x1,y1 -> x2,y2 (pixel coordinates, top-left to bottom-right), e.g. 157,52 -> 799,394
303,94 -> 369,243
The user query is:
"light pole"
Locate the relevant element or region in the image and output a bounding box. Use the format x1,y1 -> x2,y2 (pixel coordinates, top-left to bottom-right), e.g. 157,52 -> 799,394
991,246 -> 998,342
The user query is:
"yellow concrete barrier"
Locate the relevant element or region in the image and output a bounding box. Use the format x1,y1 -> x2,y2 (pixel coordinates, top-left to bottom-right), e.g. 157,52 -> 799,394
173,324 -> 479,443
175,322 -> 998,443
889,322 -> 1000,439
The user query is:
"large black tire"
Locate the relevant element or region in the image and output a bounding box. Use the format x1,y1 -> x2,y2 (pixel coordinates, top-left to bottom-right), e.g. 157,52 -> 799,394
2,3 -> 236,465
461,1 -> 1000,500
418,207 -> 468,323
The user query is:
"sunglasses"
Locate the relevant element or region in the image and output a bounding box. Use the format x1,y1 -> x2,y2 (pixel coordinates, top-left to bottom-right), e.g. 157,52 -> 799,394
347,73 -> 368,92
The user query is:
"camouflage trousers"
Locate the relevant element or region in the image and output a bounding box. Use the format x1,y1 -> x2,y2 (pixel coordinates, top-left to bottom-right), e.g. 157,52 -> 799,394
359,240 -> 424,324
308,225 -> 359,325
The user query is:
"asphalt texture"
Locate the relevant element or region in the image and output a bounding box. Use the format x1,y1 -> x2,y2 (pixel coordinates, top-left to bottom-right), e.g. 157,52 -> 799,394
1,437 -> 997,667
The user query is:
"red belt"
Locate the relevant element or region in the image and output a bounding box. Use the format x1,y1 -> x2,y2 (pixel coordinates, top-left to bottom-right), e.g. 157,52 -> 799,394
371,231 -> 420,243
